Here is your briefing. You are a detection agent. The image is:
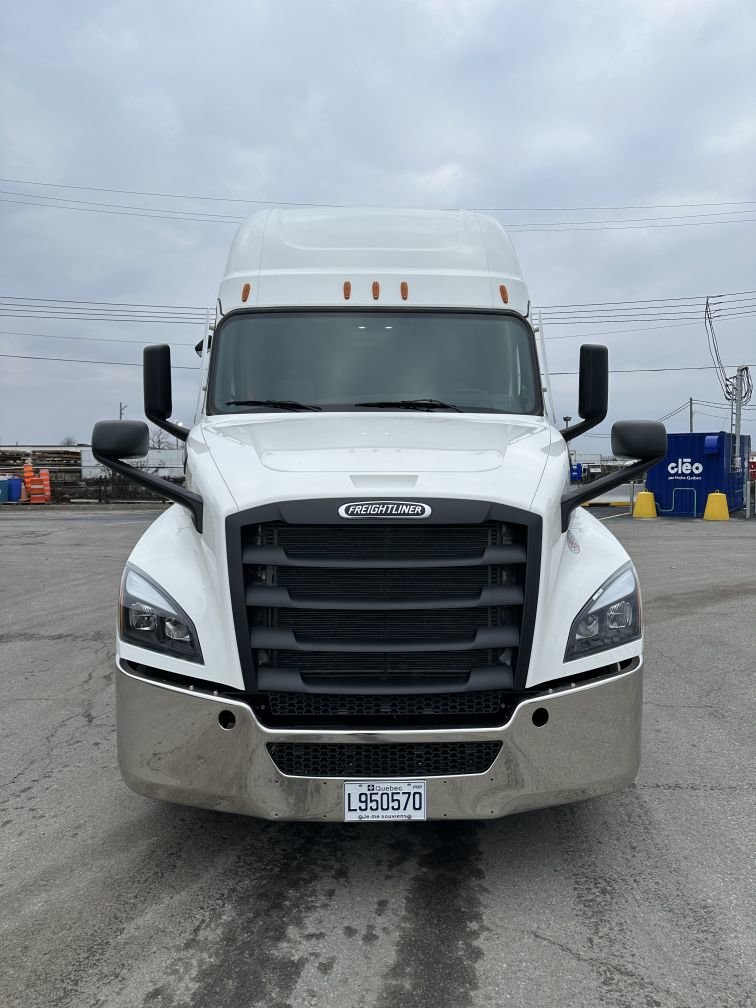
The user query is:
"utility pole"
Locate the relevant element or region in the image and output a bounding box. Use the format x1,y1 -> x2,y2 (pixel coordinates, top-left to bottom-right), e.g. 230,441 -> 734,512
733,365 -> 745,478
689,397 -> 693,433
119,402 -> 127,420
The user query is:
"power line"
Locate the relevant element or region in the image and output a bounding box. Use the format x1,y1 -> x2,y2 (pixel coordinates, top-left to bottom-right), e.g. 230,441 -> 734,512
693,399 -> 756,412
541,309 -> 756,325
657,402 -> 690,422
5,193 -> 756,232
507,219 -> 756,232
0,329 -> 195,348
0,312 -> 205,325
538,291 -> 756,308
0,190 -> 240,223
0,295 -> 205,311
545,321 -> 703,340
0,198 -> 241,225
7,188 -> 756,227
0,352 -> 199,369
539,302 -> 756,317
2,349 -> 751,376
0,290 -> 752,316
695,410 -> 732,421
3,176 -> 756,212
551,364 -> 753,376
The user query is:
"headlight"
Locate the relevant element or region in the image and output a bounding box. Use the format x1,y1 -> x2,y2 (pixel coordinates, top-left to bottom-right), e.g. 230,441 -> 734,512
564,563 -> 641,662
119,566 -> 202,663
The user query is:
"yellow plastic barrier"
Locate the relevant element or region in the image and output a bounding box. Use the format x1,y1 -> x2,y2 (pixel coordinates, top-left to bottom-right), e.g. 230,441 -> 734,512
632,490 -> 657,519
703,491 -> 729,521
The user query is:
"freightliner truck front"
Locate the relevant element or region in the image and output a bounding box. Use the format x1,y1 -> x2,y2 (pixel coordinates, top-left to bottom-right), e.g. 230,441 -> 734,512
93,208 -> 667,822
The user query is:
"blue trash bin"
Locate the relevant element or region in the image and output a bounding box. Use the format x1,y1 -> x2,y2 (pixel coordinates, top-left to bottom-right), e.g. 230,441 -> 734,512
0,478 -> 9,503
7,476 -> 22,502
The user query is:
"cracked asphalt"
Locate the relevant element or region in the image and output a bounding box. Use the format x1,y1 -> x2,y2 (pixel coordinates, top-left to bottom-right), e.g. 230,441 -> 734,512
1,506 -> 754,1008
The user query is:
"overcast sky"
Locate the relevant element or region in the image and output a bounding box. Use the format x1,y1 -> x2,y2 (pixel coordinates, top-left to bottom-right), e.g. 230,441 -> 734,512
1,0 -> 755,451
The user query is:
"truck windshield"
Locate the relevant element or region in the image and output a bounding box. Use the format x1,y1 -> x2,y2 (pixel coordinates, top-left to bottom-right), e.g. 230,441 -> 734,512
208,310 -> 542,415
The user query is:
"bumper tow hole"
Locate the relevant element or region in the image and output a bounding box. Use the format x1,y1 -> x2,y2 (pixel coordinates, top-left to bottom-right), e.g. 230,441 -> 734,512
218,710 -> 237,730
532,707 -> 549,727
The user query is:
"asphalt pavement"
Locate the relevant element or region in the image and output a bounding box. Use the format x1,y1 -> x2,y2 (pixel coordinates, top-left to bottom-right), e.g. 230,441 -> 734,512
1,507 -> 754,1008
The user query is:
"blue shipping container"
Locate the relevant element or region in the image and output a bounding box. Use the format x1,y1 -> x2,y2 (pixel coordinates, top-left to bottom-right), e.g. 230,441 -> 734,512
645,431 -> 751,517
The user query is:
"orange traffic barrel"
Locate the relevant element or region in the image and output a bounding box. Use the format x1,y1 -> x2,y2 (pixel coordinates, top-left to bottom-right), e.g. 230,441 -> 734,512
29,475 -> 46,504
23,462 -> 34,490
40,468 -> 51,502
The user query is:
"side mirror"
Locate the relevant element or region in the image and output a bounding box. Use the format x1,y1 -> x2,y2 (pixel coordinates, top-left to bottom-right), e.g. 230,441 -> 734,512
611,420 -> 668,460
91,420 -> 148,460
560,418 -> 667,531
562,344 -> 608,442
90,417 -> 203,532
144,345 -> 188,441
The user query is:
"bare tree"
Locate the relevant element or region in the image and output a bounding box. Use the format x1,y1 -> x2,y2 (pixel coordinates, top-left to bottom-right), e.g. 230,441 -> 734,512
60,436 -> 77,446
149,426 -> 171,450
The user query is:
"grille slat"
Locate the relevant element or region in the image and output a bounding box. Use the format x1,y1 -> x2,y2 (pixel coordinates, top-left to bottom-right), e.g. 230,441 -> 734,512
251,626 -> 519,651
269,649 -> 501,675
243,544 -> 525,568
267,741 -> 503,778
246,584 -> 524,610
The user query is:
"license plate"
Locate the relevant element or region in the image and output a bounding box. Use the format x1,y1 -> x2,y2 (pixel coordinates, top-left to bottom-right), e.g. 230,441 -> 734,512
344,780 -> 426,822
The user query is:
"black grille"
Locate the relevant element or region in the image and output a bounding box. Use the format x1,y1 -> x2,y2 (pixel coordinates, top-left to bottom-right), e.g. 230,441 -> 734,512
242,519 -> 527,699
273,607 -> 499,640
264,524 -> 503,558
275,566 -> 496,599
266,741 -> 503,778
257,689 -> 508,728
267,690 -> 503,719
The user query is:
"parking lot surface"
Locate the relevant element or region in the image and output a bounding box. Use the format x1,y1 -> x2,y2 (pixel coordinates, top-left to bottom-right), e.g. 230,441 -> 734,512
1,507 -> 754,1008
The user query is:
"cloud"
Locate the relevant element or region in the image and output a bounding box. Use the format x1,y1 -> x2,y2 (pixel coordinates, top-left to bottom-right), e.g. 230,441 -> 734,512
0,0 -> 754,445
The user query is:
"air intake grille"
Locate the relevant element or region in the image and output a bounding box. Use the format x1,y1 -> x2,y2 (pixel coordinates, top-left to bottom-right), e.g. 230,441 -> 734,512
258,689 -> 507,728
242,519 -> 528,698
266,741 -> 503,778
266,690 -> 504,719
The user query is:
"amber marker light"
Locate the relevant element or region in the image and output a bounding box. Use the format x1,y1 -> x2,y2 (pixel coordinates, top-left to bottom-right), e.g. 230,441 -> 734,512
400,282 -> 409,301
372,281 -> 380,300
241,283 -> 251,302
499,284 -> 509,304
343,280 -> 351,300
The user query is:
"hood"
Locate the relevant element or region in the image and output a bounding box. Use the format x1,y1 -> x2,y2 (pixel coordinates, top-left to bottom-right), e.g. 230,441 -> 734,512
194,412 -> 557,512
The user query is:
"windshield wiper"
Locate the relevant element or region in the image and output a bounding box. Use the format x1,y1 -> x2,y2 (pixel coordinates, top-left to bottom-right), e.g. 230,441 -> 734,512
354,398 -> 462,412
225,399 -> 322,412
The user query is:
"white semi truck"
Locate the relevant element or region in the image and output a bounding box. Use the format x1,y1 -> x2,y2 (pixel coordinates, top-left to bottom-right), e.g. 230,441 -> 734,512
93,208 -> 666,822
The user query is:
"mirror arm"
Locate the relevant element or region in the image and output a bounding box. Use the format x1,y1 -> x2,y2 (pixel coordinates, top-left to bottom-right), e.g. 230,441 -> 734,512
560,417 -> 602,442
92,449 -> 203,532
145,410 -> 189,442
560,452 -> 665,532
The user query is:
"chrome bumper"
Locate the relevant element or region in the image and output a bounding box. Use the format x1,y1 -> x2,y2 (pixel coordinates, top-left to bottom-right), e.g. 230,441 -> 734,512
116,661 -> 642,821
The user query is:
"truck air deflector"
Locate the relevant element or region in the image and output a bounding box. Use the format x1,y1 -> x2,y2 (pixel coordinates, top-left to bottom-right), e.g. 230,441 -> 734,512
226,499 -> 541,697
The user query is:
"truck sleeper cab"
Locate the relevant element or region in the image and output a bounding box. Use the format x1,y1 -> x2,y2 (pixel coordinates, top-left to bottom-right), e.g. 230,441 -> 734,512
93,208 -> 666,822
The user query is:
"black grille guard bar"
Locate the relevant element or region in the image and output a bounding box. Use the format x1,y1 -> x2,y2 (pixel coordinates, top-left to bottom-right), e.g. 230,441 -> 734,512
250,626 -> 519,652
256,666 -> 514,693
242,544 -> 526,568
246,585 -> 524,610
